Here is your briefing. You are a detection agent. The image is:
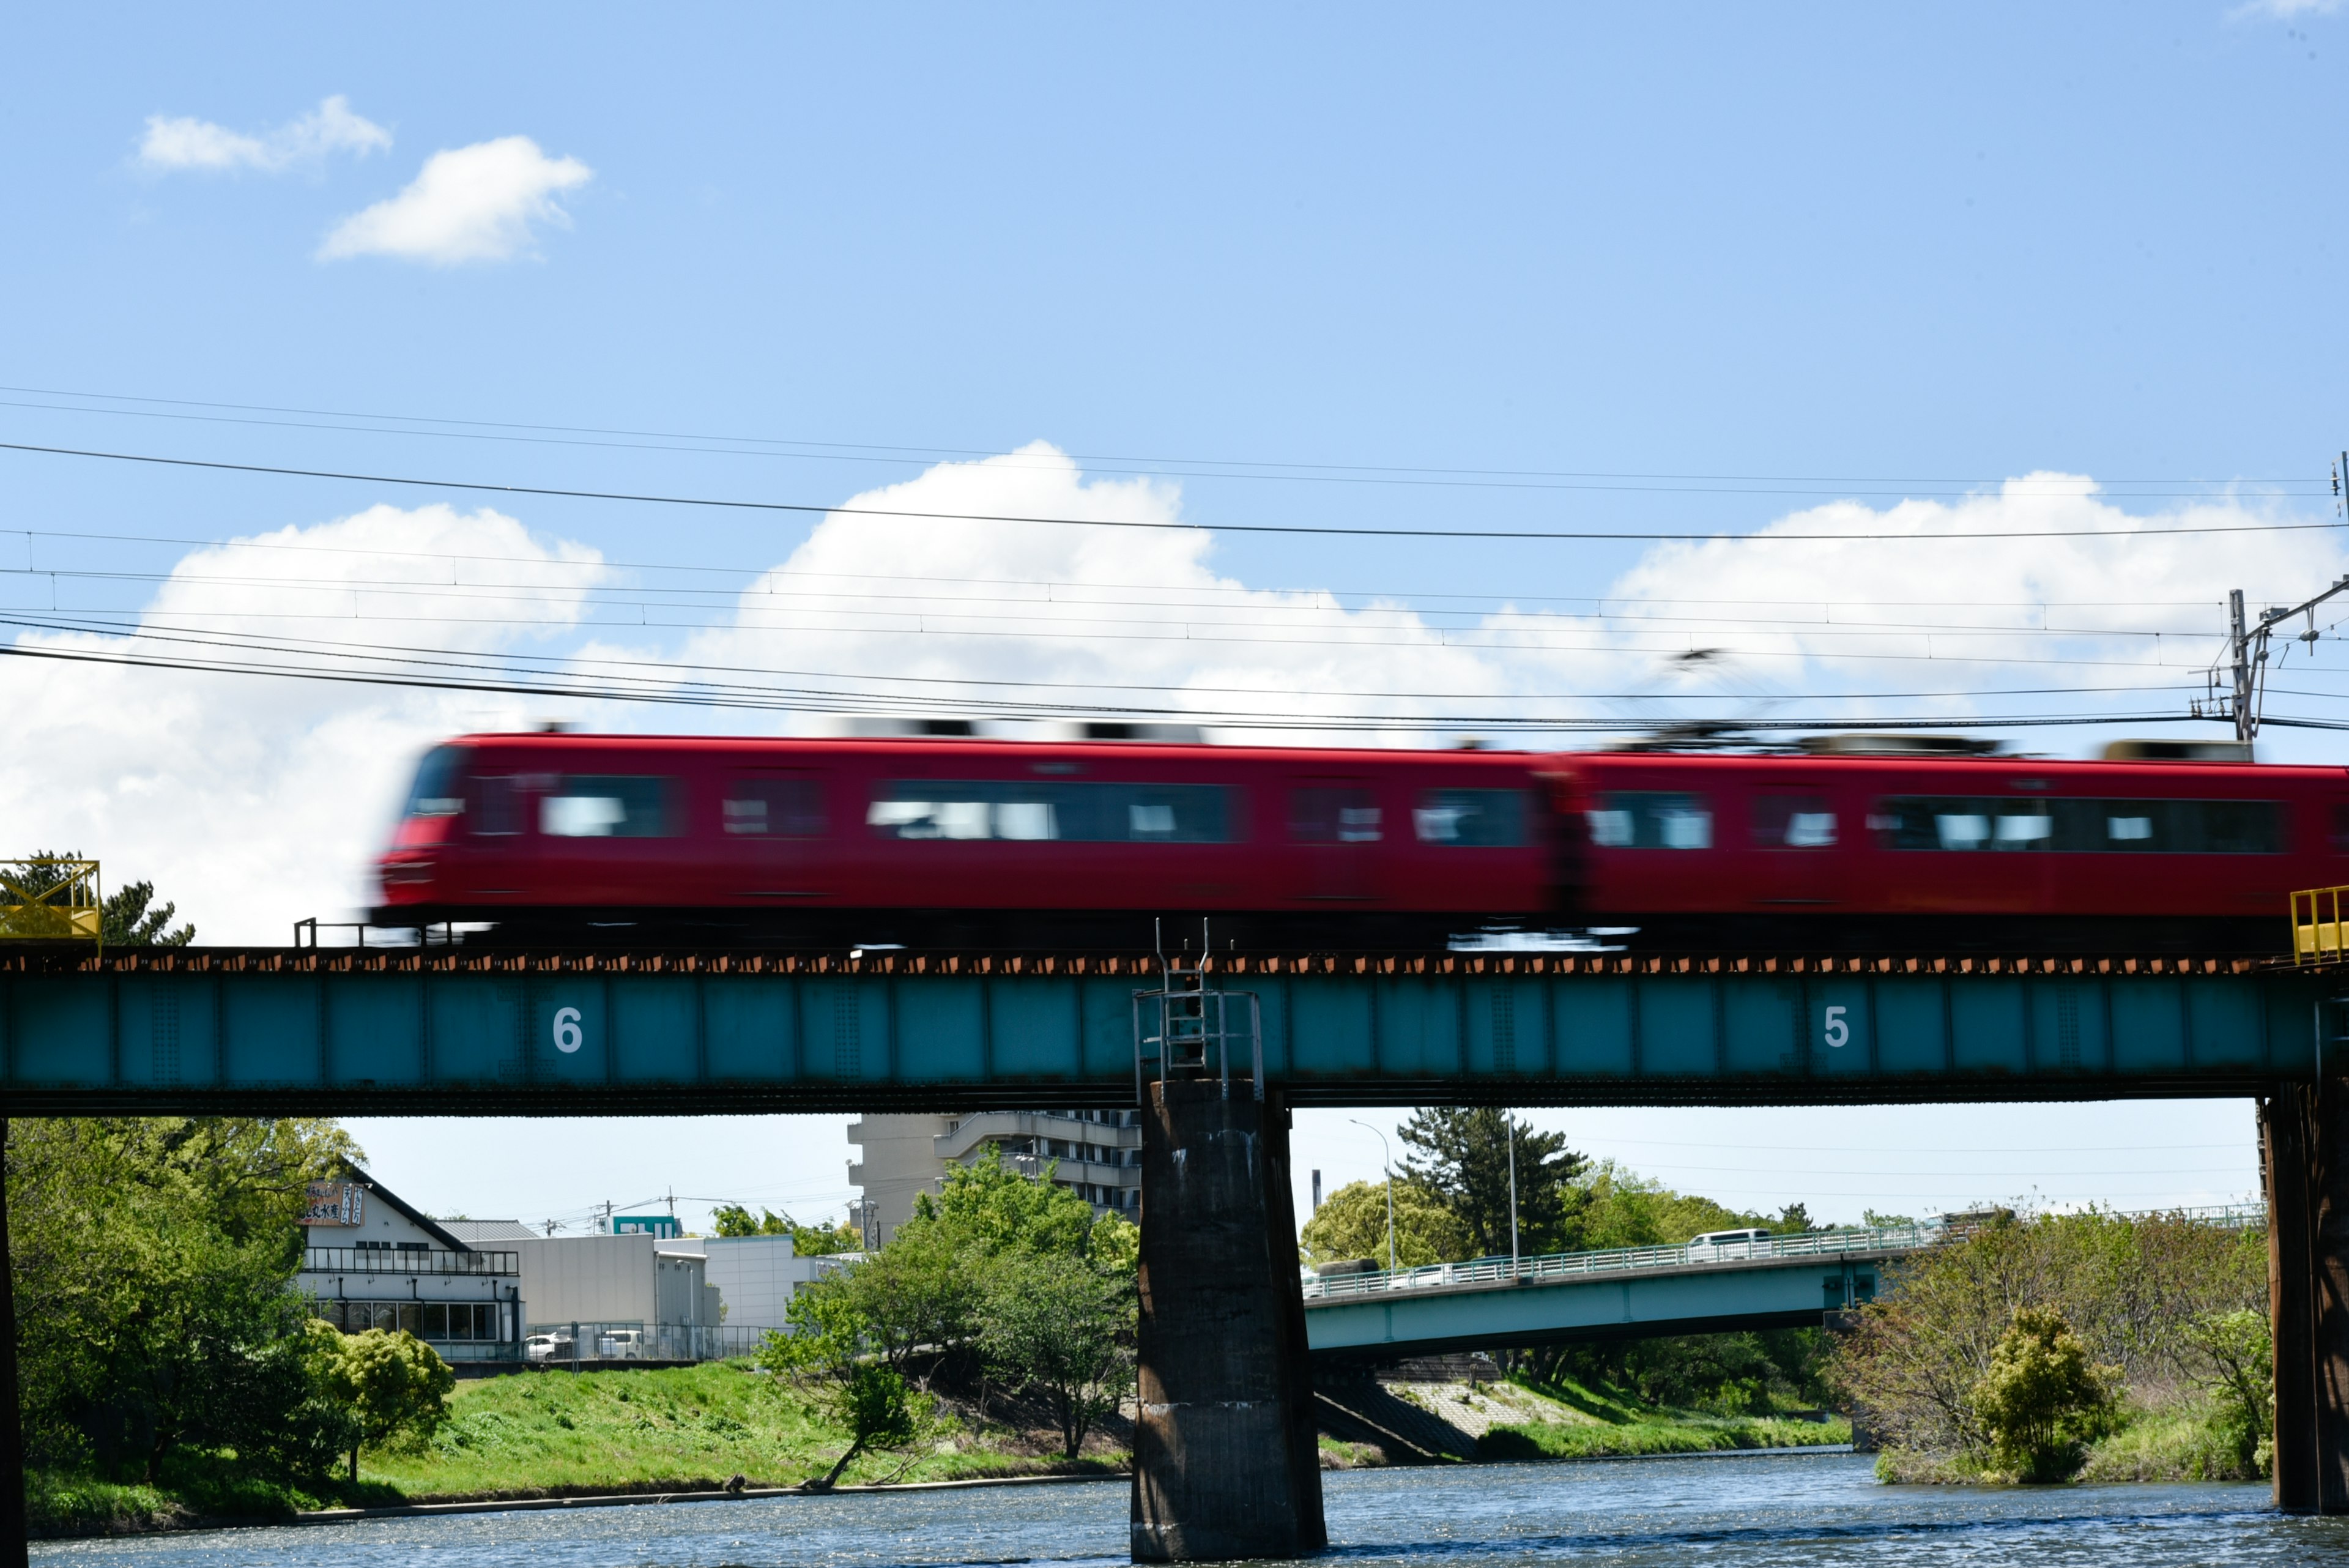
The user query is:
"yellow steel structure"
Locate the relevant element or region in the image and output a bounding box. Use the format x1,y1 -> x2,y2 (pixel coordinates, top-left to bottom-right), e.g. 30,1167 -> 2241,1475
0,860 -> 102,951
2291,885 -> 2349,965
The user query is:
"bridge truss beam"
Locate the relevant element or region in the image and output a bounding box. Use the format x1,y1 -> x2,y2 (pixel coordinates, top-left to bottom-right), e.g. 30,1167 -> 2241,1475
0,947 -> 2321,1113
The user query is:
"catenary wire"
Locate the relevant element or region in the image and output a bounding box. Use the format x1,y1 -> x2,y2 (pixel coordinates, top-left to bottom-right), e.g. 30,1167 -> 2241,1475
3,382 -> 2323,494
4,440 -> 2343,541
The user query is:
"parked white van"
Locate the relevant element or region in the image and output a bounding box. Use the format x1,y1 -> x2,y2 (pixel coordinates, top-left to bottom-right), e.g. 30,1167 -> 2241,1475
1684,1228 -> 1775,1261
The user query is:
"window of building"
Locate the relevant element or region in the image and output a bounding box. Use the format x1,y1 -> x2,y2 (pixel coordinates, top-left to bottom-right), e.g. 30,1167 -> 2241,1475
1877,797 -> 2285,853
540,776 -> 677,838
1587,792 -> 1713,850
1412,789 -> 1529,845
1290,787 -> 1381,843
722,774 -> 828,837
869,782 -> 1234,842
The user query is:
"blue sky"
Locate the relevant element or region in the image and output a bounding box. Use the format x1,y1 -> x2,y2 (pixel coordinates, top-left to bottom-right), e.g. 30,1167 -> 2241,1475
2,2 -> 2334,1232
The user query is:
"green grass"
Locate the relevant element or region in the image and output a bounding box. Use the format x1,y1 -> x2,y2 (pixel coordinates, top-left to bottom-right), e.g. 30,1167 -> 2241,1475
29,1362 -> 1125,1537
359,1361 -> 1123,1499
1477,1414 -> 1851,1462
1474,1370 -> 1850,1463
2076,1405 -> 2262,1484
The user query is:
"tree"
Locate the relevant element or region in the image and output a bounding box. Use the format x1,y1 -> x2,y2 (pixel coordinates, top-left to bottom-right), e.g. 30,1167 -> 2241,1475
1398,1108 -> 1589,1257
2181,1309 -> 2273,1476
977,1250 -> 1135,1459
1970,1307 -> 2117,1482
1299,1180 -> 1470,1269
9,1116 -> 362,1483
12,849 -> 194,945
711,1203 -> 865,1254
312,1326 -> 451,1481
758,1290 -> 922,1488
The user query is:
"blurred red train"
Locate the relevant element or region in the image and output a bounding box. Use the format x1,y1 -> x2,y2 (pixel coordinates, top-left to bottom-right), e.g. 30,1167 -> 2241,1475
370,731 -> 2347,952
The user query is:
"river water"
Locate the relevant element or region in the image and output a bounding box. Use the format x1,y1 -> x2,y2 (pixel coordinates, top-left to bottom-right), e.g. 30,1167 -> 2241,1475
31,1451 -> 2349,1566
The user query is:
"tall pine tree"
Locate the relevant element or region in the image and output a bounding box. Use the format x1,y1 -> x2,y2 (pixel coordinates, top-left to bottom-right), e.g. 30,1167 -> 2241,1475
1397,1107 -> 1589,1258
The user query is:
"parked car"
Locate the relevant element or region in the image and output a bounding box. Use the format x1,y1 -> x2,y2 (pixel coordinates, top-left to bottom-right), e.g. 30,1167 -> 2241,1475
599,1329 -> 644,1359
1684,1228 -> 1775,1261
524,1332 -> 574,1362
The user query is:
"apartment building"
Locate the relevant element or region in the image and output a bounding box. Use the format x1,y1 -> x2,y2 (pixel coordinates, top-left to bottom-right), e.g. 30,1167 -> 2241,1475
848,1110 -> 1141,1244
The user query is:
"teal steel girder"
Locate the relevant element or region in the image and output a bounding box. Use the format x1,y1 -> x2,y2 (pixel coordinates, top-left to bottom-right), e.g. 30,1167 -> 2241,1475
0,949 -> 2326,1113
1302,1255 -> 1893,1356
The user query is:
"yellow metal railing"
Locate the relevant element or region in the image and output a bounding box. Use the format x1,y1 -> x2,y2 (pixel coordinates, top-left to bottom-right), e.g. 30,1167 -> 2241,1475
2292,885 -> 2349,964
0,860 -> 102,951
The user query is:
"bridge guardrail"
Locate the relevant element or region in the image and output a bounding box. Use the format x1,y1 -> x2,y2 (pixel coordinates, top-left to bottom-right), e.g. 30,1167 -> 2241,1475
1298,1203 -> 2266,1302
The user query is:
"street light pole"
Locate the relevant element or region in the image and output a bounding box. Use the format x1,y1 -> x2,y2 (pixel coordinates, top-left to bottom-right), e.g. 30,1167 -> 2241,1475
1507,1112 -> 1520,1279
1349,1118 -> 1396,1274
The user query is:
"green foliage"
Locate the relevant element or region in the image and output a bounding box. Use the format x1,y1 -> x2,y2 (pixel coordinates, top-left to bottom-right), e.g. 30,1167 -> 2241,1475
1970,1307 -> 2118,1482
15,849 -> 194,946
1827,1208 -> 2266,1481
977,1249 -> 1136,1458
755,1301 -> 923,1488
9,1117 -> 363,1484
314,1326 -> 455,1480
2180,1309 -> 2274,1476
1299,1179 -> 1469,1269
1398,1107 -> 1589,1257
1531,1328 -> 1830,1415
709,1203 -> 863,1254
1569,1160 -> 1775,1250
1477,1413 -> 1848,1461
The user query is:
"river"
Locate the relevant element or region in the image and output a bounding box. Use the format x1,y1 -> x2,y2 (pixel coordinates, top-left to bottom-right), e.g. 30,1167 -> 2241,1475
29,1451 -> 2346,1566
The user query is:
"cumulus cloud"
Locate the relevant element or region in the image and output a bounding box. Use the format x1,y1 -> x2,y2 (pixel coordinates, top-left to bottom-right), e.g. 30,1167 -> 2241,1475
138,95 -> 390,173
645,442 -> 1510,741
319,137 -> 592,264
0,504 -> 604,942
7,450 -> 2342,943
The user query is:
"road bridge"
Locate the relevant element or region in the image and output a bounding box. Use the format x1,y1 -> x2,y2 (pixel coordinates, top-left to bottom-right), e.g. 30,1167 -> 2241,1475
0,942 -> 2343,1560
1299,1207 -> 2269,1359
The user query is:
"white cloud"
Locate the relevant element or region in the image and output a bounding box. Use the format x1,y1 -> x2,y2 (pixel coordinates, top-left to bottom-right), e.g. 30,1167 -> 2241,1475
0,504 -> 604,942
138,95 -> 391,173
7,452 -> 2342,943
2230,0 -> 2339,17
319,137 -> 592,265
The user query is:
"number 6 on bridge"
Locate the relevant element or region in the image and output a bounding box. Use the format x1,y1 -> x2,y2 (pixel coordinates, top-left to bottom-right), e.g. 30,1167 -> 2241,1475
554,1006 -> 584,1054
1823,1004 -> 1849,1050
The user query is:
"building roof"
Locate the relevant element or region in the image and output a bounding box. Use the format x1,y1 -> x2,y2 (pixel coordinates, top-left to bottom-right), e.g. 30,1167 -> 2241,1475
437,1219 -> 541,1243
333,1161 -> 474,1253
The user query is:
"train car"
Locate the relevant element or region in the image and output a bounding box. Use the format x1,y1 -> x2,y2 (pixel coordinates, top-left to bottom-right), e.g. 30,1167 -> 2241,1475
372,731 -> 1556,949
1556,746 -> 2344,953
371,731 -> 2345,951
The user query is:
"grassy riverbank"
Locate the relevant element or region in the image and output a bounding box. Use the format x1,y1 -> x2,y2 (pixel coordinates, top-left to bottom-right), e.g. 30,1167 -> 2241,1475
27,1361 -> 1122,1537
1316,1367 -> 1850,1468
29,1361 -> 1855,1536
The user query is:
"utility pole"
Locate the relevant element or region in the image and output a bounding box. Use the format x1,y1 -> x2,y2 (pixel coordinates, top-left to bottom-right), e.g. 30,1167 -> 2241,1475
2230,589 -> 2256,745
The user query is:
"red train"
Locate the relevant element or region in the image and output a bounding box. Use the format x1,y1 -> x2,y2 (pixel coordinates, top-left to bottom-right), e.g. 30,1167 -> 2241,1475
370,731 -> 2347,952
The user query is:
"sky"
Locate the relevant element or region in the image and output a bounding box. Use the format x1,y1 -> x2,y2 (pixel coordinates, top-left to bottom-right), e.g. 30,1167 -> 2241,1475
2,2 -> 2340,1236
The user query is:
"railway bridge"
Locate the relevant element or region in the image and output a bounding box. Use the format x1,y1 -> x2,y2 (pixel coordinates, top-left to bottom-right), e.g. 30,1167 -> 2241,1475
0,941 -> 2343,1561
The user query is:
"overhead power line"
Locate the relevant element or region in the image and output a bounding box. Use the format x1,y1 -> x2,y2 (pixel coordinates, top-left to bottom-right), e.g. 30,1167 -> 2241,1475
2,440 -> 2342,543
2,382 -> 2324,496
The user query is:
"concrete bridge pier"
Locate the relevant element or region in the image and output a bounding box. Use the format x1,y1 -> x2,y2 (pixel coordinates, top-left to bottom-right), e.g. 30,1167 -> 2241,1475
1132,1079 -> 1326,1562
2263,1082 -> 2349,1512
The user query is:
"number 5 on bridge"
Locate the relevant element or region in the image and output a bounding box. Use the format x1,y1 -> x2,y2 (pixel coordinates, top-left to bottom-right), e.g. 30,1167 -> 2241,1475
1823,1005 -> 1849,1050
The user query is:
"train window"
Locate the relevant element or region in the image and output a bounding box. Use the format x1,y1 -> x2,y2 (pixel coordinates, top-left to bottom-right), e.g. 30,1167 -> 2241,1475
1880,796 -> 2284,853
870,781 -> 1234,842
1413,790 -> 1528,846
471,775 -> 521,836
1587,792 -> 1712,850
1291,788 -> 1382,844
403,748 -> 464,817
2333,804 -> 2349,853
541,776 -> 677,838
722,775 -> 827,838
1752,794 -> 1836,849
